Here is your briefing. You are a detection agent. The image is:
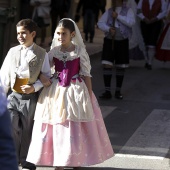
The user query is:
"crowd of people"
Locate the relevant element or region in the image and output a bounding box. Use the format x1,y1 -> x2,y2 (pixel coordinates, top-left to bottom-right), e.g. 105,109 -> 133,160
97,0 -> 170,99
0,0 -> 170,169
0,17 -> 114,170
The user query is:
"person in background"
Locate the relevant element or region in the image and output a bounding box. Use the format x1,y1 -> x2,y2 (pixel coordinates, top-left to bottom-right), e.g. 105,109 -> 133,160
76,0 -> 99,43
0,19 -> 51,170
128,0 -> 146,60
50,0 -> 71,39
26,18 -> 114,170
31,0 -> 51,47
20,0 -> 33,19
0,79 -> 18,170
155,1 -> 170,62
95,0 -> 106,24
97,0 -> 135,100
137,0 -> 167,70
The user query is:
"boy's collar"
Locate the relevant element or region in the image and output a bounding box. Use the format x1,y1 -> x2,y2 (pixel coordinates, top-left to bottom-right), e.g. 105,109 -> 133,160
22,43 -> 34,50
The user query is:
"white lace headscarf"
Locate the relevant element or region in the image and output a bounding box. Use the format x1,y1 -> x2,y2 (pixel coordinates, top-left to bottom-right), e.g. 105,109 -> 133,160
51,18 -> 86,50
0,79 -> 7,116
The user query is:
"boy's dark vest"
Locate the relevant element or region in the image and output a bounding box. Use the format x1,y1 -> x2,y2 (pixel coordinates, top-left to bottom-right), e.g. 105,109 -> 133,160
142,0 -> 162,19
9,44 -> 45,91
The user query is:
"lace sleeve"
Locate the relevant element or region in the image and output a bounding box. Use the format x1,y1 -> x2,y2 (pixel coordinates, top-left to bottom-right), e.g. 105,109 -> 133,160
48,48 -> 56,74
79,47 -> 92,77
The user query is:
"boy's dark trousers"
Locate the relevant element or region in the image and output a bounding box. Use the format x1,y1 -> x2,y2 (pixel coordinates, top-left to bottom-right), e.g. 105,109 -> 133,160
8,92 -> 39,170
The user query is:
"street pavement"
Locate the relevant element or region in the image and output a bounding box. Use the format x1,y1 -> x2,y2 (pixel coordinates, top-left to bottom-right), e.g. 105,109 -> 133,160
21,28 -> 170,170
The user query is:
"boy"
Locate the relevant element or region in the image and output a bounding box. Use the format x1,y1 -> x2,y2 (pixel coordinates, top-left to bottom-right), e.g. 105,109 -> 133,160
97,0 -> 135,99
0,19 -> 51,170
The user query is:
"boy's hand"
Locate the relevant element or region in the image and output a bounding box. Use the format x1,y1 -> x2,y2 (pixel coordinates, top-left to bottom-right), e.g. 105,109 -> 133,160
150,17 -> 158,24
109,27 -> 116,36
112,11 -> 118,19
143,17 -> 150,24
21,85 -> 35,94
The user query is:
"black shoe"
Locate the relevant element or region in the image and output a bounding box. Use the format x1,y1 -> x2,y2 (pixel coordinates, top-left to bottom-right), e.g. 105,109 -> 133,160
147,64 -> 152,70
144,63 -> 148,68
99,92 -> 112,99
115,91 -> 123,100
145,63 -> 152,70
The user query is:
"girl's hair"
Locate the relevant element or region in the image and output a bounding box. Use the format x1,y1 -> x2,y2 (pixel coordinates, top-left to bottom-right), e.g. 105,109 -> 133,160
57,19 -> 75,33
16,19 -> 38,33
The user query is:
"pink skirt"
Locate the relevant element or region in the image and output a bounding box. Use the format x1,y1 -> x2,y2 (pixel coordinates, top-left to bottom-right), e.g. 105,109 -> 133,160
26,93 -> 114,167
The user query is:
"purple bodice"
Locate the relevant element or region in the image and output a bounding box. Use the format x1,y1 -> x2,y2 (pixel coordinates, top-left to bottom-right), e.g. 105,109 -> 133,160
53,57 -> 80,87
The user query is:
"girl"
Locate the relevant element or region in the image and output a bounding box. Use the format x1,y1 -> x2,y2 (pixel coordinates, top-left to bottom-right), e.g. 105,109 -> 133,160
26,18 -> 114,170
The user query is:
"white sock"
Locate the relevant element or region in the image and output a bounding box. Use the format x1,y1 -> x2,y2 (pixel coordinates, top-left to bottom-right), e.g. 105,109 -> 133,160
147,47 -> 155,65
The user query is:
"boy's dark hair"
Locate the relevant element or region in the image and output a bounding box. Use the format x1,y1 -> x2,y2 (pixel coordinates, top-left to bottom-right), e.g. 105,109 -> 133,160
57,19 -> 75,33
16,19 -> 38,33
